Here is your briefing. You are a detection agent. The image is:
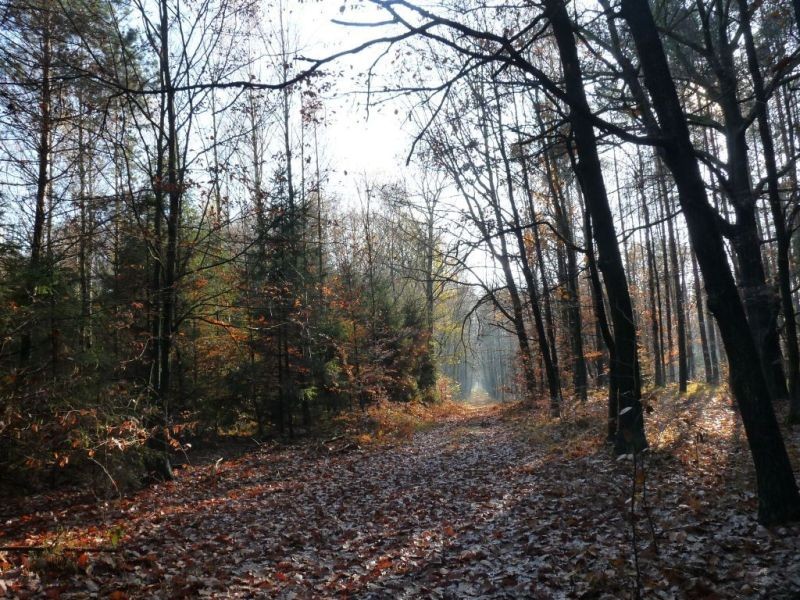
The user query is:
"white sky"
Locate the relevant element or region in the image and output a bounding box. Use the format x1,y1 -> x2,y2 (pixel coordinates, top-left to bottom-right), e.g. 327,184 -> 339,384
286,1 -> 420,193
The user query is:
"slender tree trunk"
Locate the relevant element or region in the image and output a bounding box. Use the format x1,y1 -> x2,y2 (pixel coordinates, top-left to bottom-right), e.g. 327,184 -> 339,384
314,123 -> 325,300
620,0 -> 800,524
474,122 -> 539,405
77,107 -> 93,352
527,99 -> 563,388
500,108 -> 560,415
419,202 -> 436,395
784,92 -> 800,301
583,205 -> 617,440
209,90 -> 224,224
703,5 -> 790,402
736,0 -> 800,416
706,305 -> 721,384
637,153 -> 664,387
546,149 -> 587,402
276,325 -> 286,431
700,128 -> 722,386
112,119 -> 123,362
20,10 -> 52,367
532,214 -> 560,382
682,248 -> 696,381
658,206 -> 675,383
546,0 -> 646,452
46,156 -> 56,377
692,252 -> 714,384
147,0 -> 181,481
657,163 -> 688,391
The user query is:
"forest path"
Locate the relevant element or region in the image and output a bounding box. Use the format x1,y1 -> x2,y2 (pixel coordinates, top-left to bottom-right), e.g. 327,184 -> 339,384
3,406 -> 589,598
146,405 -> 562,598
3,396 -> 800,598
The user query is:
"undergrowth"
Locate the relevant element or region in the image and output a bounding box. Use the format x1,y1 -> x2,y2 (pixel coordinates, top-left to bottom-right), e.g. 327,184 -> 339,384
330,398 -> 475,446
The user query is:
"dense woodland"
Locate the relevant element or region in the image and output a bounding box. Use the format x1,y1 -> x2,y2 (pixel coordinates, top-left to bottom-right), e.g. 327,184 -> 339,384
1,0 -> 800,595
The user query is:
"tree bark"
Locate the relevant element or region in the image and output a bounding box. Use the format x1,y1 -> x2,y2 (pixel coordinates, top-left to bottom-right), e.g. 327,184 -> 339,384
545,0 -> 646,452
692,252 -> 714,385
657,162 -> 688,392
20,8 -> 52,367
620,0 -> 800,525
736,0 -> 800,415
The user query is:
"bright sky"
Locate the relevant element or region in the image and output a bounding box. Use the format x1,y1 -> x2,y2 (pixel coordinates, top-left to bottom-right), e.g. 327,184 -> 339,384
287,1 -> 420,193
280,1 -> 517,285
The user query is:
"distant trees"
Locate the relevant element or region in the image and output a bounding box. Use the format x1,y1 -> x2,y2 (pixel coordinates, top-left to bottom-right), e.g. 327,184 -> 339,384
356,0 -> 800,523
0,0 -> 124,369
0,0 -> 471,485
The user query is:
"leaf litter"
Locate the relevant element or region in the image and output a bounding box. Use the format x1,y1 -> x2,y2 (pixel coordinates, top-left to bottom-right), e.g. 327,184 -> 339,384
1,390 -> 799,599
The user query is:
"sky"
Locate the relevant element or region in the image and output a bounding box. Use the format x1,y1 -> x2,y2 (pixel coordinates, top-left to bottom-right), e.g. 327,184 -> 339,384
279,0 -> 520,283
288,1 -> 417,192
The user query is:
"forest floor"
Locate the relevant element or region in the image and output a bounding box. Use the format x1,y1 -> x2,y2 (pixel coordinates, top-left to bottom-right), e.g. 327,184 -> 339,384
2,387 -> 800,599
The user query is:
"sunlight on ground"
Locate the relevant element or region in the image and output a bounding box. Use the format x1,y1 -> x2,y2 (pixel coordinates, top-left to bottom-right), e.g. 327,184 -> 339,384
464,385 -> 500,407
3,385 -> 800,598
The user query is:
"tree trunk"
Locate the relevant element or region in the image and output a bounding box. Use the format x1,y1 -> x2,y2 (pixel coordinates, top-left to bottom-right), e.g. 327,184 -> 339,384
547,149 -> 587,402
509,138 -> 561,415
620,0 -> 800,525
705,5 -> 789,402
77,106 -> 93,352
583,205 -> 617,440
663,178 -> 688,392
546,0 -> 646,452
475,113 -> 540,406
20,9 -> 52,367
692,252 -> 714,385
658,205 -> 675,383
682,246 -> 696,381
149,0 -> 181,481
736,0 -> 800,415
637,152 -> 665,387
